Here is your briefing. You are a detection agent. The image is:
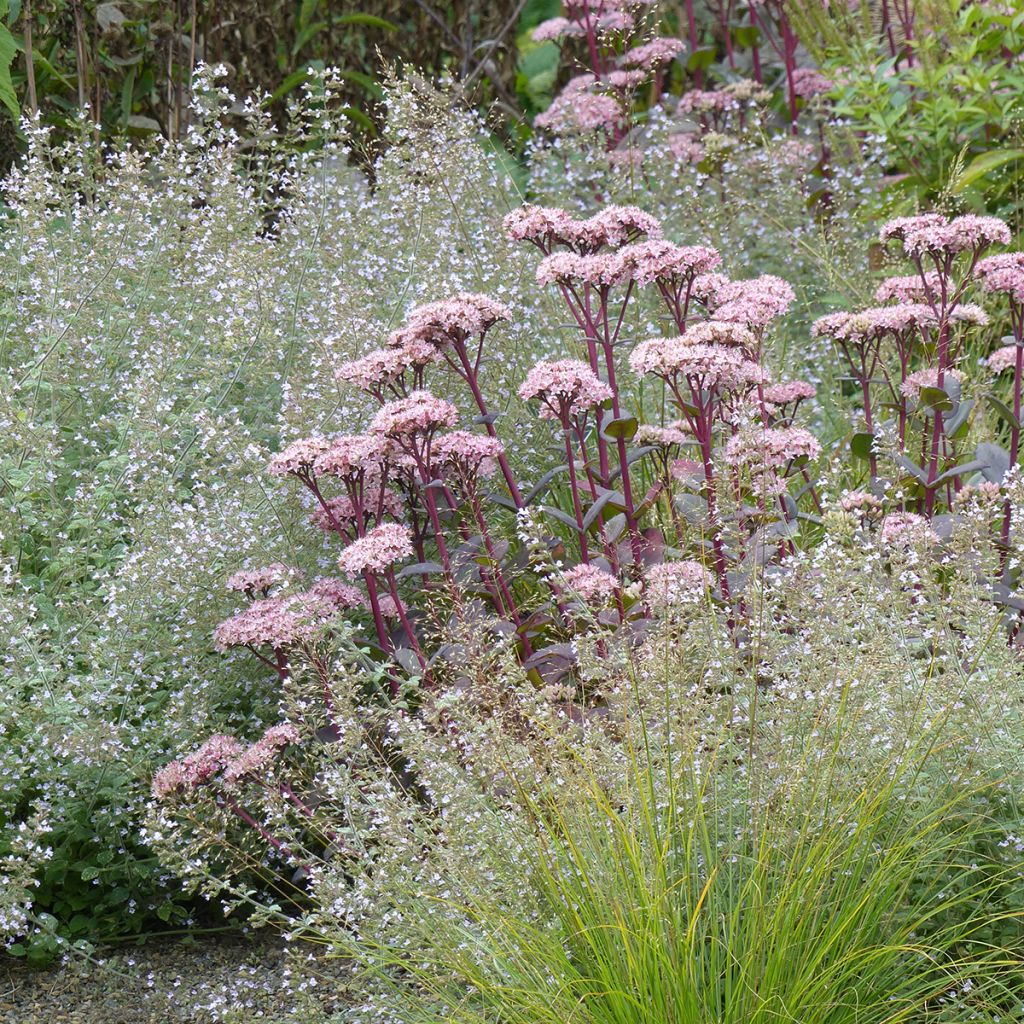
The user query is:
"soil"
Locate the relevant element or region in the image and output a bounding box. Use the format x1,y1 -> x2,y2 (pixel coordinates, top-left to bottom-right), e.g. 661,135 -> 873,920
0,933 -> 345,1023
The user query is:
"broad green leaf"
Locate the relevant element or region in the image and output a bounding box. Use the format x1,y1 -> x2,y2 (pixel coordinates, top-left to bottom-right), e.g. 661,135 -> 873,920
0,20 -> 19,121
850,431 -> 875,460
952,148 -> 1024,192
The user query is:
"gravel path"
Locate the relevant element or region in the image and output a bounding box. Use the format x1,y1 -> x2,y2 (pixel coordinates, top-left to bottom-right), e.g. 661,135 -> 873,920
0,934 -> 347,1023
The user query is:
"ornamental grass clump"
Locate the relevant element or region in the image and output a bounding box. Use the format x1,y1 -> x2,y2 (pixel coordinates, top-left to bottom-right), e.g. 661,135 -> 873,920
339,712 -> 1020,1024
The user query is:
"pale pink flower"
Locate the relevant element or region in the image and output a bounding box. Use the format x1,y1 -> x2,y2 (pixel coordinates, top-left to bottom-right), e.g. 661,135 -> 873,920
406,293 -> 512,341
880,512 -> 938,546
152,760 -> 190,799
303,578 -> 365,610
645,560 -> 710,607
635,423 -> 688,447
839,490 -> 882,513
975,252 -> 1024,304
762,381 -> 816,406
610,239 -> 720,286
336,344 -> 438,393
314,433 -> 390,479
878,214 -> 948,243
268,435 -> 332,476
667,133 -> 705,163
812,304 -> 938,341
153,734 -> 246,797
227,563 -> 293,597
987,343 -> 1022,373
678,88 -> 738,114
691,272 -> 733,306
606,69 -> 647,90
629,337 -> 762,390
724,426 -> 821,470
370,391 -> 459,439
873,271 -> 942,303
224,724 -> 302,785
214,592 -> 344,650
791,67 -> 834,98
503,205 -> 577,249
532,16 -> 585,41
535,90 -> 622,134
576,205 -> 663,249
682,319 -> 757,350
598,10 -> 634,32
337,523 -> 414,577
561,563 -> 619,605
706,274 -> 796,328
518,359 -> 614,420
900,367 -> 964,398
536,251 -> 628,287
434,430 -> 505,478
882,214 -> 1010,256
620,37 -> 686,69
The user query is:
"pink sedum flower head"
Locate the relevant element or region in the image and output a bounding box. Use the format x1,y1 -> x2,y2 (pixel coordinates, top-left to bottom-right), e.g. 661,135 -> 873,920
975,253 -> 1024,303
839,490 -> 883,514
406,293 -> 512,342
503,205 -> 577,249
678,88 -> 738,115
880,512 -> 938,547
268,435 -> 332,476
336,344 -> 438,394
561,563 -> 619,605
532,16 -> 585,41
434,430 -> 505,478
152,734 -> 245,798
574,206 -> 663,250
535,90 -> 622,134
682,319 -> 757,350
635,422 -> 688,447
370,390 -> 459,439
812,304 -> 939,342
611,240 -> 720,286
518,359 -> 614,420
762,381 -> 816,406
314,433 -> 390,479
214,591 -> 347,651
725,426 -> 821,471
152,760 -> 190,800
881,213 -> 1010,256
706,274 -> 795,328
874,271 -> 942,304
303,577 -> 365,610
987,343 -> 1022,374
227,563 -> 293,597
645,560 -> 711,608
667,133 -> 705,164
606,69 -> 647,90
629,337 -> 762,390
620,37 -> 686,69
900,367 -> 964,399
878,214 -> 948,244
791,67 -> 834,98
224,723 -> 302,785
536,251 -> 629,287
338,522 -> 414,577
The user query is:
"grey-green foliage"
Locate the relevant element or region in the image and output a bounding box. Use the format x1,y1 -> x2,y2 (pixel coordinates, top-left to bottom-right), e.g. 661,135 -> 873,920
0,68 -> 540,954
